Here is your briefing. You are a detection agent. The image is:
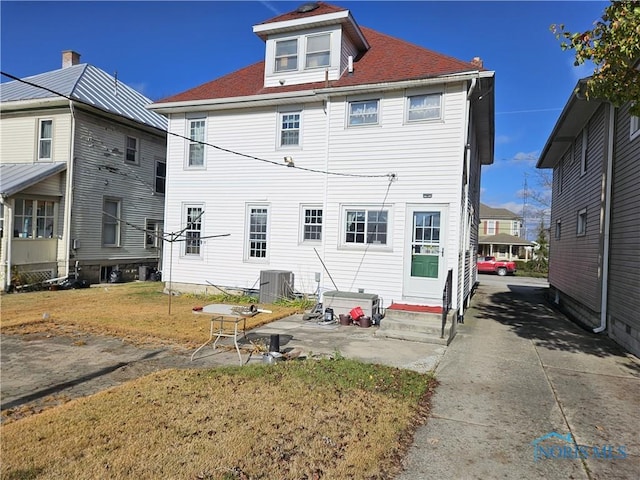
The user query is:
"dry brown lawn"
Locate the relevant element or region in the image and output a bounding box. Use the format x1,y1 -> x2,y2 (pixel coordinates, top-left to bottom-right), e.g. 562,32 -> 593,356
0,282 -> 299,348
0,283 -> 437,479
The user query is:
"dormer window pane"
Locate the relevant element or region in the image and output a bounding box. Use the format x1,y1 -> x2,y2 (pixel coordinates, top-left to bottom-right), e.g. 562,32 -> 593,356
275,39 -> 298,72
306,34 -> 330,69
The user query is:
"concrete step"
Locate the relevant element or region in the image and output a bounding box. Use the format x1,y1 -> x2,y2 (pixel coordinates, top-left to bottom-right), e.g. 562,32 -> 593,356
376,310 -> 457,345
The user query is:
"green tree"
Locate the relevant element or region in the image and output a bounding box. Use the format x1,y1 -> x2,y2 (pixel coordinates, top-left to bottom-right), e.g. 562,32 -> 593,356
551,1 -> 640,115
531,219 -> 549,274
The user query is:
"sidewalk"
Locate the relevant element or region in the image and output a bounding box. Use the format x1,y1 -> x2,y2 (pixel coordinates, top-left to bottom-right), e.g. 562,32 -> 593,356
396,280 -> 640,479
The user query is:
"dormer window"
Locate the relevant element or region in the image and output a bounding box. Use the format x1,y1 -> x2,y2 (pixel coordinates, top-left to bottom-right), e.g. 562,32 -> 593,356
275,39 -> 298,72
305,34 -> 330,69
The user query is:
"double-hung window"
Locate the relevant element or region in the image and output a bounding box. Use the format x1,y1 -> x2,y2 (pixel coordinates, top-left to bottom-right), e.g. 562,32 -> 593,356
187,119 -> 205,167
280,111 -> 301,147
486,220 -> 496,235
155,159 -> 166,195
102,198 -> 121,247
407,93 -> 442,122
631,115 -> 639,141
511,221 -> 521,237
345,209 -> 388,245
247,206 -> 268,259
305,34 -> 330,69
38,119 -> 53,160
185,206 -> 203,255
577,208 -> 587,236
275,39 -> 298,72
348,100 -> 379,126
302,207 -> 322,242
145,220 -> 163,248
125,136 -> 139,163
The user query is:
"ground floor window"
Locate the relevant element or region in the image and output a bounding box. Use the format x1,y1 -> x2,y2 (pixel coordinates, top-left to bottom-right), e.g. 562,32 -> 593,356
302,206 -> 322,242
184,206 -> 203,256
102,198 -> 121,246
247,205 -> 268,259
14,198 -> 56,238
344,208 -> 388,246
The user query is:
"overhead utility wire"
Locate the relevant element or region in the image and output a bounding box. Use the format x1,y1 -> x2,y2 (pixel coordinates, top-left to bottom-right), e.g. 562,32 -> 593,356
1,71 -> 394,180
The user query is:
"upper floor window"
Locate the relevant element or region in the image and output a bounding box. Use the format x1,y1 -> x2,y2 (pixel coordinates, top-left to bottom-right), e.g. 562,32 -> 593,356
302,206 -> 322,242
275,39 -> 298,72
187,119 -> 205,167
102,198 -> 121,247
511,221 -> 520,237
155,159 -> 166,195
580,128 -> 588,175
280,111 -> 301,147
305,34 -> 330,69
38,119 -> 52,160
407,93 -> 442,122
631,115 -> 639,141
486,220 -> 496,235
555,220 -> 562,240
345,209 -> 388,245
14,199 -> 56,238
185,206 -> 203,255
577,208 -> 587,236
125,136 -> 139,164
349,100 -> 379,126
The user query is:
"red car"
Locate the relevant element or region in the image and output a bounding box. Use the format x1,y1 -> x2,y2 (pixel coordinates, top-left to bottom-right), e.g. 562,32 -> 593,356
476,256 -> 517,276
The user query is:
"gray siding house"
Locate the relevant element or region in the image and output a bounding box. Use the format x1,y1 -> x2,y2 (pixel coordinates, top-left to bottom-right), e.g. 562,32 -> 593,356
537,78 -> 640,357
0,51 -> 167,289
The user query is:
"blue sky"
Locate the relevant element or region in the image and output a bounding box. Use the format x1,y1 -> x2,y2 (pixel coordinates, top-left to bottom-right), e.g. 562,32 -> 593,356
1,0 -> 607,232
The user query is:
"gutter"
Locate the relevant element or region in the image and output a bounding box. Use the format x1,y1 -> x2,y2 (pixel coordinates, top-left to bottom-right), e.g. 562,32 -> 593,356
594,103 -> 614,334
63,100 -> 76,278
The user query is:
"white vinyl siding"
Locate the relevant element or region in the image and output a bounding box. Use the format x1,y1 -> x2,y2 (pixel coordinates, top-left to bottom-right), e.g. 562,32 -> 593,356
406,93 -> 442,122
0,110 -> 71,163
102,198 -> 121,247
38,119 -> 53,160
187,119 -> 205,167
348,100 -> 379,126
184,206 -> 203,256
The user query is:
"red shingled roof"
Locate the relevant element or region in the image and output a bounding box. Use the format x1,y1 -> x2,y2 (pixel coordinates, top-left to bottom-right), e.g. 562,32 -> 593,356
257,2 -> 347,25
160,26 -> 485,104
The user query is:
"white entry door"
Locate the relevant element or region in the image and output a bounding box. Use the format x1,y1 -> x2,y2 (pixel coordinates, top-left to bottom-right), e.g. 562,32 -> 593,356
403,205 -> 447,299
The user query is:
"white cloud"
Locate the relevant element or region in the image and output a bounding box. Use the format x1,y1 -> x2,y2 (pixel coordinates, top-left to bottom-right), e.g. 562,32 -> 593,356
511,151 -> 539,165
260,1 -> 281,16
496,134 -> 511,145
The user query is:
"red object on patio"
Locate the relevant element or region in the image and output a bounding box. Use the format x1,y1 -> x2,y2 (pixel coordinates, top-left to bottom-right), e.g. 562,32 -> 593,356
388,303 -> 442,314
349,306 -> 365,320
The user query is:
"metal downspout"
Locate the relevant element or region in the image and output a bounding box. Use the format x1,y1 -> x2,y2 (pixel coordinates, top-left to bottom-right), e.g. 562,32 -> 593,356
2,199 -> 13,291
64,100 -> 77,277
458,77 -> 477,320
594,104 -> 614,333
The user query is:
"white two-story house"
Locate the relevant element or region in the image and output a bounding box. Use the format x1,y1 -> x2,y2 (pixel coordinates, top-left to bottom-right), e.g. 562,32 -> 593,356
150,2 -> 494,325
1,51 -> 167,289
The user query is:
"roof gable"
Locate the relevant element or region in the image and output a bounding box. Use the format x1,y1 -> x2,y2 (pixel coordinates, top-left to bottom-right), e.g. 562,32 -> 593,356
480,203 -> 520,220
159,26 -> 484,104
1,64 -> 167,131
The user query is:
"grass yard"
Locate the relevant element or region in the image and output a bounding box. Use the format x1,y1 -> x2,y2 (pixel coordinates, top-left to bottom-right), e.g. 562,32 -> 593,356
1,359 -> 436,480
0,282 -> 300,348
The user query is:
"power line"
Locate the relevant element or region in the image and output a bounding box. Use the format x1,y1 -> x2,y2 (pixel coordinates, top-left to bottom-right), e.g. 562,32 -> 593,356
1,70 -> 395,179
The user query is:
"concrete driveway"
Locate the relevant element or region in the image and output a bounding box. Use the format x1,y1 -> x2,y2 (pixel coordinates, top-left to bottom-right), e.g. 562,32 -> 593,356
397,275 -> 640,479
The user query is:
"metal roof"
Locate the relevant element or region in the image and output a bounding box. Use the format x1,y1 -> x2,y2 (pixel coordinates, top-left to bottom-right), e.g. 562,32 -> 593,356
0,162 -> 67,198
1,64 -> 167,131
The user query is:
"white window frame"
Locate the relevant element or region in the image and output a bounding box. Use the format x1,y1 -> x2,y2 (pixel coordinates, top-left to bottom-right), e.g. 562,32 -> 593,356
341,206 -> 391,250
631,115 -> 639,141
406,93 -> 442,122
305,33 -> 331,70
279,110 -> 301,148
576,208 -> 587,236
125,136 -> 139,164
14,198 -> 57,239
555,220 -> 562,240
274,38 -> 298,73
145,219 -> 163,249
300,205 -> 322,243
246,204 -> 269,261
348,99 -> 380,127
155,159 -> 166,195
487,220 -> 496,235
102,197 -> 121,247
580,128 -> 588,176
186,118 -> 206,168
183,205 -> 204,256
37,119 -> 53,161
511,221 -> 520,237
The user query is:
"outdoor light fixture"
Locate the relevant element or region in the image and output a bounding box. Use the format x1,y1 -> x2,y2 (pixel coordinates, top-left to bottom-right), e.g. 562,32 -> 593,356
284,156 -> 295,167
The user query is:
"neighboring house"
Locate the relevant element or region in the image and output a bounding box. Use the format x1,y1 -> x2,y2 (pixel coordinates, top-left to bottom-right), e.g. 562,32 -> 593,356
149,2 -> 494,320
537,78 -> 640,357
0,51 -> 167,289
478,203 -> 532,260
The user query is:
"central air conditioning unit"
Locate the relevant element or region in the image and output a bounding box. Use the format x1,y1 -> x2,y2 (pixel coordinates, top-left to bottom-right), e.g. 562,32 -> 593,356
259,270 -> 294,304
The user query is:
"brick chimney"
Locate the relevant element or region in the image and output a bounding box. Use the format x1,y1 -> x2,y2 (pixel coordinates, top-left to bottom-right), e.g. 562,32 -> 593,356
62,50 -> 81,68
470,57 -> 483,69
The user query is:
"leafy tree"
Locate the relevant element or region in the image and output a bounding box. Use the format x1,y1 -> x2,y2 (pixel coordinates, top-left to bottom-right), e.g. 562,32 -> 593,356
551,1 -> 640,115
